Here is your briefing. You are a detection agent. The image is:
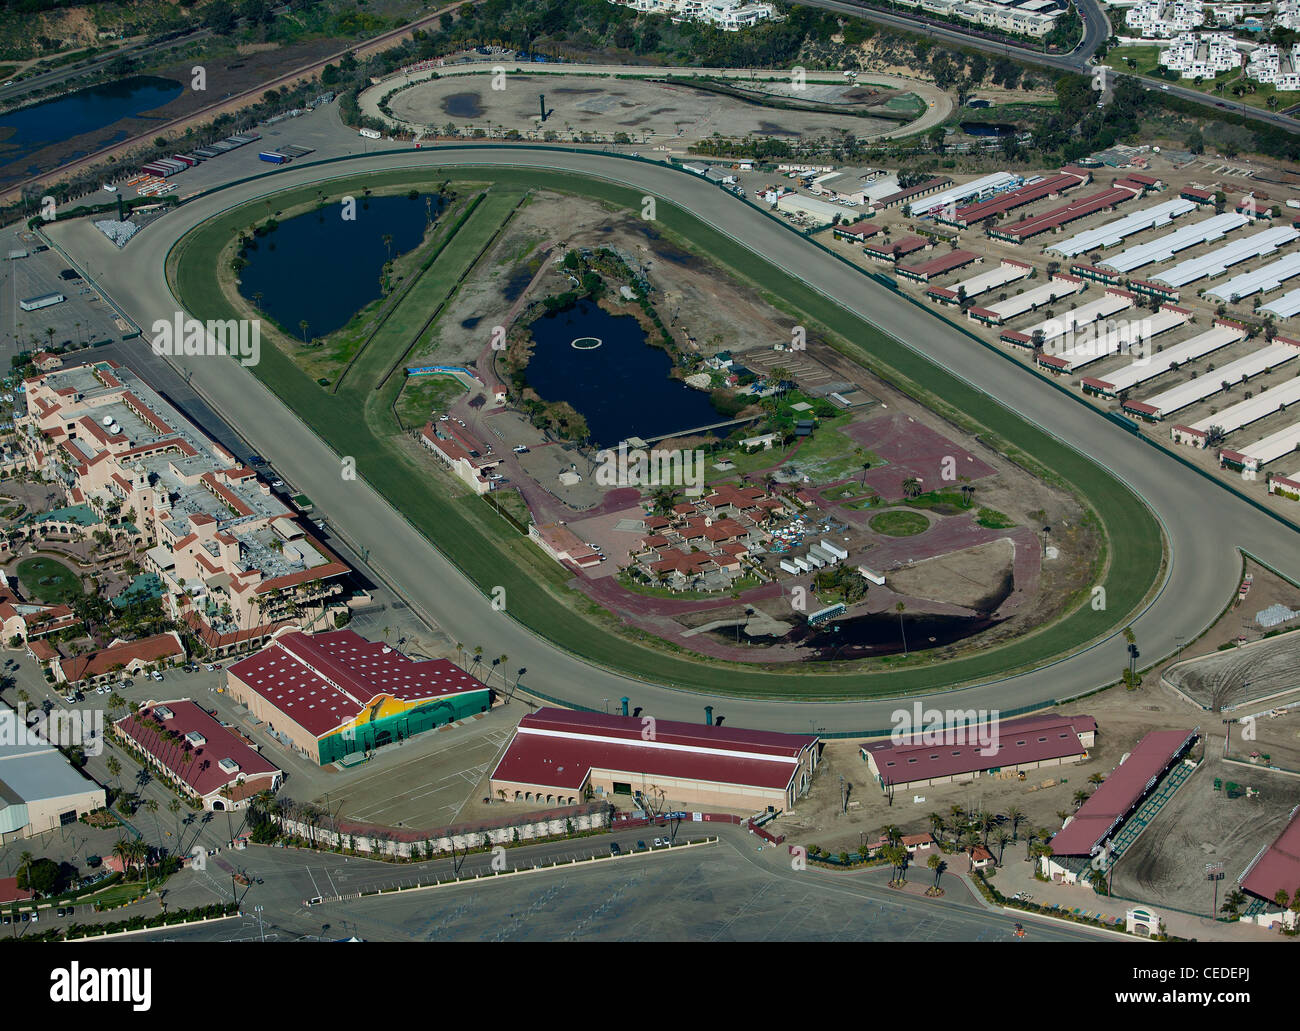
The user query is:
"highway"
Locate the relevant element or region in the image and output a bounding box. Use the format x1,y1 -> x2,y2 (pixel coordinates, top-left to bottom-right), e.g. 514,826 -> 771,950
796,0 -> 1300,133
796,0 -> 1111,74
56,147 -> 1300,733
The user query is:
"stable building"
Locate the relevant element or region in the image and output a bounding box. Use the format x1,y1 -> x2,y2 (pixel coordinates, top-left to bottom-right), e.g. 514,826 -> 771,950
491,707 -> 821,811
225,629 -> 491,765
861,712 -> 1097,792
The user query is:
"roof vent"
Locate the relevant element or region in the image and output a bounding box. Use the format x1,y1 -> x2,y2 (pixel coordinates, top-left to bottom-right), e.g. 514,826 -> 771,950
154,705 -> 173,720
218,757 -> 240,774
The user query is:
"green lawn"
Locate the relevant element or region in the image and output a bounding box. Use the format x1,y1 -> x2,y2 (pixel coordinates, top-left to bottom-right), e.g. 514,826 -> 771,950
168,162 -> 1164,702
16,556 -> 82,604
395,374 -> 469,428
976,507 -> 1016,529
870,510 -> 930,537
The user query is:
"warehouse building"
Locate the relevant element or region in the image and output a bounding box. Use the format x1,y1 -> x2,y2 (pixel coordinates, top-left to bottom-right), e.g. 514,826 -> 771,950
860,712 -> 1097,792
19,292 -> 65,312
490,707 -> 820,811
226,629 -> 490,765
0,705 -> 107,843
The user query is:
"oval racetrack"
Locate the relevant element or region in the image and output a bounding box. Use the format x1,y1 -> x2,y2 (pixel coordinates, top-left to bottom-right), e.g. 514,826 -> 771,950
71,147 -> 1300,732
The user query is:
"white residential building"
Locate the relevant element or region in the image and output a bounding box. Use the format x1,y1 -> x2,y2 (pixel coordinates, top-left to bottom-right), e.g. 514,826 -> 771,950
1247,42 -> 1300,90
1279,0 -> 1300,31
1126,0 -> 1205,37
611,0 -> 775,30
1159,32 -> 1243,78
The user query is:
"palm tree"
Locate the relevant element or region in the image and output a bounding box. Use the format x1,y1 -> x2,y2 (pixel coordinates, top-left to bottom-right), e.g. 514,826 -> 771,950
1007,805 -> 1024,842
977,809 -> 996,846
901,476 -> 922,498
927,851 -> 944,889
167,798 -> 183,841
928,811 -> 946,842
1073,789 -> 1091,809
298,319 -> 309,342
1088,772 -> 1105,786
993,828 -> 1012,865
144,798 -> 160,841
112,837 -> 134,877
106,755 -> 122,793
896,601 -> 908,656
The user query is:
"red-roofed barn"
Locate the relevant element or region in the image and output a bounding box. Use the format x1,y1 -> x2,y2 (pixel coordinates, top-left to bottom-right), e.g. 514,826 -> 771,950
490,707 -> 820,811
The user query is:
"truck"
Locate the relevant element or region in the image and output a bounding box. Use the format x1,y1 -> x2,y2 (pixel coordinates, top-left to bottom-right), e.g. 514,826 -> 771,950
259,151 -> 289,164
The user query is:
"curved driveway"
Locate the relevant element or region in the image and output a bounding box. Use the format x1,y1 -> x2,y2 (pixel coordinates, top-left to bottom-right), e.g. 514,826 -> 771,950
74,148 -> 1300,733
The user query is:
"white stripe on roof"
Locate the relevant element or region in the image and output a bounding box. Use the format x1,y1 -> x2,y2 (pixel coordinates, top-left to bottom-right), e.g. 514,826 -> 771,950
1046,199 -> 1195,258
1100,212 -> 1248,274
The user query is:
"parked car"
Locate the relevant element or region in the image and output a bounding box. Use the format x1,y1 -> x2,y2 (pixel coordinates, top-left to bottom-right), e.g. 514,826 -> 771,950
653,837 -> 665,847
608,842 -> 621,856
151,671 -> 163,682
205,663 -> 216,672
635,840 -> 647,852
271,480 -> 284,489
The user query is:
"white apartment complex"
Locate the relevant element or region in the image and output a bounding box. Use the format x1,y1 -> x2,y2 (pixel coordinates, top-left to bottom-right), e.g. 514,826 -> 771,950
610,0 -> 777,30
893,0 -> 1062,36
1247,41 -> 1300,89
1126,0 -> 1206,37
1159,31 -> 1244,77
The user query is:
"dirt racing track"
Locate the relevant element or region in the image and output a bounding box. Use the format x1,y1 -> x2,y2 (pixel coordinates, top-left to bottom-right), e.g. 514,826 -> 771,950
57,146 -> 1300,731
362,63 -> 951,144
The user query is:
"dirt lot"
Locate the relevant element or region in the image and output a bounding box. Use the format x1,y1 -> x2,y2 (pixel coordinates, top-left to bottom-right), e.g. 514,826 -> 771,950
308,707 -> 520,830
384,73 -> 906,145
777,685 -> 1207,858
1109,754 -> 1298,916
1159,558 -> 1300,711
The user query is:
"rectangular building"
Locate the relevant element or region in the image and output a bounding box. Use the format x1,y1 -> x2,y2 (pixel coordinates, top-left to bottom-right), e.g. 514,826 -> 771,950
861,712 -> 1098,792
225,629 -> 491,765
491,707 -> 820,811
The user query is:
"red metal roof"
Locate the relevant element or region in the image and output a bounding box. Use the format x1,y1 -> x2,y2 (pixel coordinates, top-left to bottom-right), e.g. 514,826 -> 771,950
116,699 -> 280,798
898,249 -> 978,280
995,186 -> 1141,242
1050,729 -> 1195,856
862,713 -> 1096,787
491,707 -> 818,792
226,630 -> 488,738
1242,805 -> 1300,906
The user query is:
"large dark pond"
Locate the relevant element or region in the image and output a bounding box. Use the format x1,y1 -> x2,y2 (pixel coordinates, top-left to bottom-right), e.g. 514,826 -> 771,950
236,192 -> 444,338
525,298 -> 723,447
0,76 -> 184,170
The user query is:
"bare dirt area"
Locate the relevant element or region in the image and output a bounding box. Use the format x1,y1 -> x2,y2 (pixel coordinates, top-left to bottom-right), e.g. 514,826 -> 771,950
887,538 -> 1016,609
384,73 -> 902,145
1109,754 -> 1298,916
778,685 -> 1207,861
1158,558 -> 1300,711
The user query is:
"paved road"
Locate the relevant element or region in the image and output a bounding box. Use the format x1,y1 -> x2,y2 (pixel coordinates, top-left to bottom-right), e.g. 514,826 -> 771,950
104,828 -> 1114,942
797,0 -> 1109,74
52,147 -> 1300,733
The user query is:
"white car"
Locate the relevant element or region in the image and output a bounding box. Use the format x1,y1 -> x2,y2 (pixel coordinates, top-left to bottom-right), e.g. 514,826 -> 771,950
103,184 -> 117,193
271,479 -> 284,489
205,663 -> 216,672
151,671 -> 163,682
